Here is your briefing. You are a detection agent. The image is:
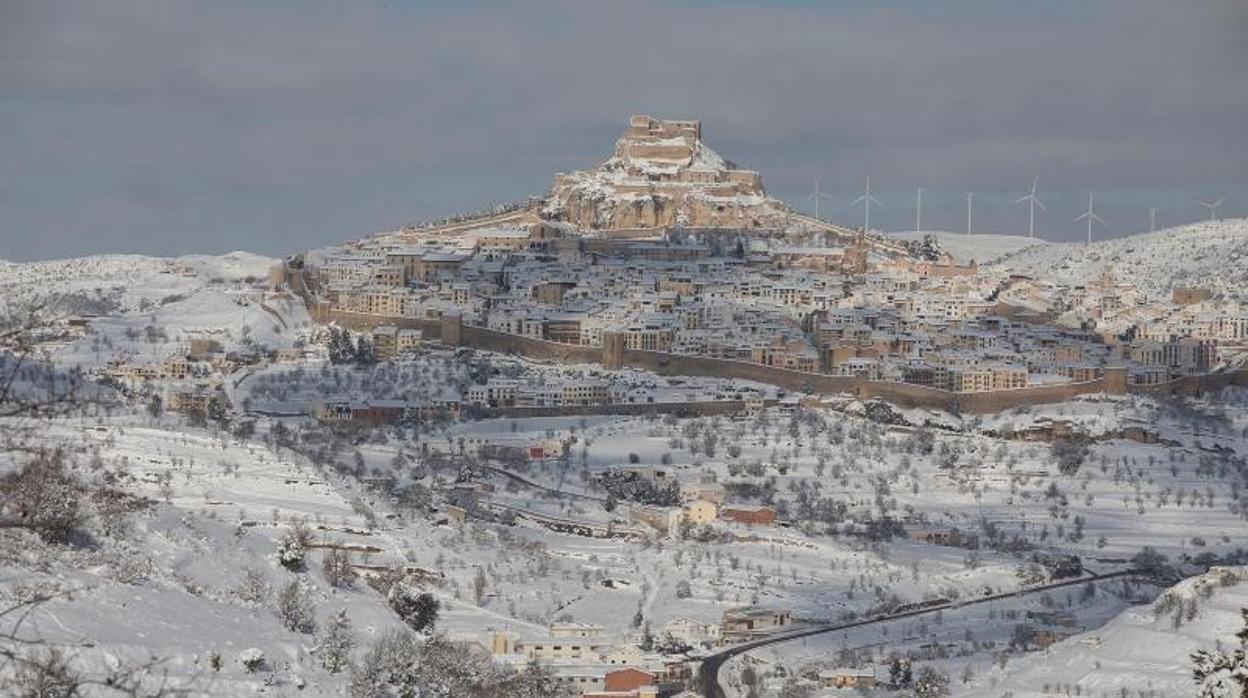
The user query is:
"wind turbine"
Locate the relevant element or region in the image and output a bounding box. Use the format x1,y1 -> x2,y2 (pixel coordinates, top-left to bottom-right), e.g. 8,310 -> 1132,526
1148,207 -> 1157,233
1073,188 -> 1106,245
915,188 -> 923,233
966,191 -> 974,235
852,175 -> 882,232
1014,178 -> 1046,239
1196,197 -> 1224,222
806,176 -> 832,221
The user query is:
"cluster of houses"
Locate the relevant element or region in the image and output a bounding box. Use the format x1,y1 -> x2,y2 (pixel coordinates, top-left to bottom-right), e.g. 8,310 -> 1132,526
479,608 -> 795,697
92,336 -> 304,416
486,622 -> 696,697
604,468 -> 778,537
306,214 -> 1246,395
474,608 -> 898,695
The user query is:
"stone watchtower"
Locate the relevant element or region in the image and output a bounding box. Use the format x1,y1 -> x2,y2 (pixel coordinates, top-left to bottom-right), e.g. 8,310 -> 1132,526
1103,366 -> 1128,395
440,312 -> 463,347
601,331 -> 626,370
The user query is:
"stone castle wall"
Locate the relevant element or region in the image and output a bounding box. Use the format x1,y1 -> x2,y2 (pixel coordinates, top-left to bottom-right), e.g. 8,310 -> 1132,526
458,324 -> 603,363
1128,370 -> 1248,398
623,142 -> 695,161
320,310 -> 1248,413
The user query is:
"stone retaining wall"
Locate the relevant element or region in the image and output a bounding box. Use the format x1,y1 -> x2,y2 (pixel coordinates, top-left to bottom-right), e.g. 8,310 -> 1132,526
317,309 -> 1248,413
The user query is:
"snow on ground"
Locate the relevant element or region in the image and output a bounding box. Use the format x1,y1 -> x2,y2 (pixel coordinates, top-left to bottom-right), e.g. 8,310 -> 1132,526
963,566 -> 1248,697
0,250 -> 308,365
0,413 -> 396,693
55,288 -> 311,366
4,384 -> 1246,692
889,230 -> 1046,265
988,218 -> 1248,300
0,251 -> 276,315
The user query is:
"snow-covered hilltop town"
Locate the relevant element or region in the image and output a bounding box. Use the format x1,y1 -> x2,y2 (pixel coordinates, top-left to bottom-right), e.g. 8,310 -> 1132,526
4,115 -> 1248,698
295,116 -> 1248,412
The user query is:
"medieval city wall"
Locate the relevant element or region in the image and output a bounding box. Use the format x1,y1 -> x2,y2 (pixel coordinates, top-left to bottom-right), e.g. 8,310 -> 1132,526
325,310 -> 442,335
615,349 -> 1116,413
1128,370 -> 1248,398
457,325 -> 603,364
313,309 -> 1248,413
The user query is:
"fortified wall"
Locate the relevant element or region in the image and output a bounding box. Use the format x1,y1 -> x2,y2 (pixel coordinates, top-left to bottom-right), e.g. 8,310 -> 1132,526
324,309 -> 1248,414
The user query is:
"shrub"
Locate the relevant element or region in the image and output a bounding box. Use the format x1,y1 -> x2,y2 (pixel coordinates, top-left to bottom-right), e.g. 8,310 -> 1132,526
387,586 -> 439,632
675,580 -> 692,599
0,450 -> 83,544
236,567 -> 271,605
914,666 -> 950,697
1051,434 -> 1092,475
240,647 -> 265,673
276,580 -> 317,634
275,522 -> 313,571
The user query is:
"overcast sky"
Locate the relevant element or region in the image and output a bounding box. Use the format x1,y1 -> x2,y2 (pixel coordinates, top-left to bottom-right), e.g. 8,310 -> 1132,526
2,0 -> 1247,261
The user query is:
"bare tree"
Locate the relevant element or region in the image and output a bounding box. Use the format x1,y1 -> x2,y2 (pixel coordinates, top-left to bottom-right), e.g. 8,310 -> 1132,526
322,546 -> 357,589
1,298 -> 94,424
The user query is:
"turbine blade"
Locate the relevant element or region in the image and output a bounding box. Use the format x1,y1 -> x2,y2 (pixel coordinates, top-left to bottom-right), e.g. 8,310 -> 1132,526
1034,198 -> 1047,211
1014,195 -> 1030,205
1074,212 -> 1089,222
1092,213 -> 1106,225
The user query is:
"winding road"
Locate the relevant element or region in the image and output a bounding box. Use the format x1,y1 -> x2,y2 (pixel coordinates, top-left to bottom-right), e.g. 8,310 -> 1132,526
696,568 -> 1141,697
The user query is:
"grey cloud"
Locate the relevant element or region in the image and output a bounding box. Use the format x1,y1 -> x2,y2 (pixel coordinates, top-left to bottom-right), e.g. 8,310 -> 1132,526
1,0 -> 1245,260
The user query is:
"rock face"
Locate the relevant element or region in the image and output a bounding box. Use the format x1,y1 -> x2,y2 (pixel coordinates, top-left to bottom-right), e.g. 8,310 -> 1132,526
544,115 -> 790,231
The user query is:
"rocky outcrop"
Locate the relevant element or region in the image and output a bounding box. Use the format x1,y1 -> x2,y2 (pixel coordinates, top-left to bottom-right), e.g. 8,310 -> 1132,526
544,115 -> 789,231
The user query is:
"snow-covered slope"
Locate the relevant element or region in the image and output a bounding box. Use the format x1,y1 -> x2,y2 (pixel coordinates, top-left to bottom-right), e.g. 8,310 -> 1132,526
0,251 -> 309,363
988,219 -> 1248,300
889,230 -> 1046,265
965,567 -> 1248,697
0,251 -> 276,315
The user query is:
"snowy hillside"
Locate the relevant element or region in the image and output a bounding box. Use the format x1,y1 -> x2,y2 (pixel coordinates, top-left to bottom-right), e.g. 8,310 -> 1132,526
988,219 -> 1248,300
889,230 -> 1046,265
965,566 -> 1248,697
0,251 -> 310,364
0,251 -> 276,316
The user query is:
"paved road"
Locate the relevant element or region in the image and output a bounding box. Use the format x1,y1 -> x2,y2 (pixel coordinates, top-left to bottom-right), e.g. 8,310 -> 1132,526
481,464 -> 605,502
697,568 -> 1140,698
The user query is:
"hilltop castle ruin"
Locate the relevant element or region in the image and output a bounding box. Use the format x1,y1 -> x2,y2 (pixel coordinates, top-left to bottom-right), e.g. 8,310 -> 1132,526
544,115 -> 790,231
